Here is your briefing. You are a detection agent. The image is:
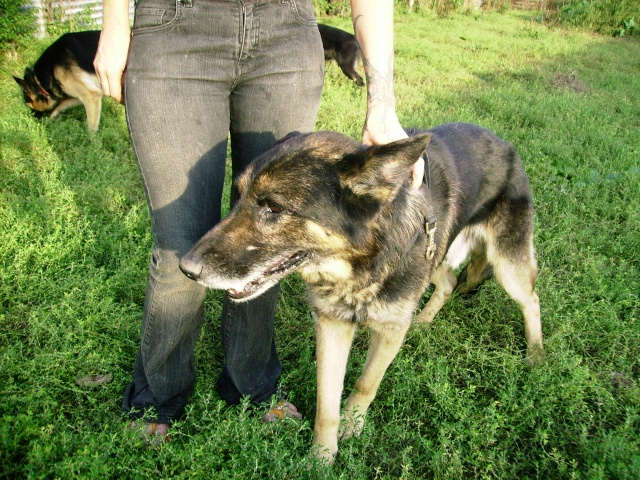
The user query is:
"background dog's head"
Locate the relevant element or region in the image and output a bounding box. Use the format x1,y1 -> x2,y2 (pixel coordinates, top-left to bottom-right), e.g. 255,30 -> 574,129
14,69 -> 59,117
180,131 -> 431,301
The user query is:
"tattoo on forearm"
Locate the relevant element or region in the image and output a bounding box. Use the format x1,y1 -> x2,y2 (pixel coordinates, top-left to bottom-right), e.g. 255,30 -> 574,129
353,15 -> 397,137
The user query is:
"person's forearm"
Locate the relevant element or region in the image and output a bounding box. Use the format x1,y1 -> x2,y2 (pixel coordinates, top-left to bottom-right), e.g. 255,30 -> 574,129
102,0 -> 130,33
350,0 -> 397,123
350,0 -> 425,188
95,0 -> 131,102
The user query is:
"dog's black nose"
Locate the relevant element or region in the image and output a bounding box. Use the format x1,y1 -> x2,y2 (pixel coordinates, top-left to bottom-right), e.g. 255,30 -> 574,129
179,253 -> 203,281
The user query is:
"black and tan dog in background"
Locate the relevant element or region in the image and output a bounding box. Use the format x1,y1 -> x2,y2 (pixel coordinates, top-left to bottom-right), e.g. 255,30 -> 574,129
14,30 -> 104,131
318,23 -> 364,86
180,123 -> 543,464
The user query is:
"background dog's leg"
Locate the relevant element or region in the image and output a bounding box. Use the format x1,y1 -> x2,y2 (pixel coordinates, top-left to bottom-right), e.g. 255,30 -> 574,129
338,57 -> 364,86
415,263 -> 457,325
81,93 -> 103,131
49,98 -> 82,120
340,319 -> 412,440
493,259 -> 543,363
312,316 -> 356,464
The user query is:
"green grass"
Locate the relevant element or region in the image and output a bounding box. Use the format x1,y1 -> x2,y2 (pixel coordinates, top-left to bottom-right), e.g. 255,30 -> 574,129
2,10 -> 639,479
543,0 -> 640,38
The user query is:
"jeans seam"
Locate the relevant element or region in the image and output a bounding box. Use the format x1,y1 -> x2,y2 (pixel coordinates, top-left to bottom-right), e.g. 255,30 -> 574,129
125,96 -> 158,365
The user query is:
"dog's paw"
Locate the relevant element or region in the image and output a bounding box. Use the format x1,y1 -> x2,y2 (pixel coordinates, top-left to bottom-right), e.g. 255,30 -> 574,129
414,307 -> 438,325
338,410 -> 365,440
308,443 -> 336,466
526,344 -> 544,365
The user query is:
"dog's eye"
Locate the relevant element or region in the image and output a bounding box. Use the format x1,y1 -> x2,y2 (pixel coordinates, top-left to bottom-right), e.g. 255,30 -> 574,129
266,201 -> 284,214
258,198 -> 286,215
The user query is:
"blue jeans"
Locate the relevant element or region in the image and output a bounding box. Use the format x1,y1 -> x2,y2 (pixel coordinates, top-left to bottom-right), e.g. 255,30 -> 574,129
122,0 -> 324,423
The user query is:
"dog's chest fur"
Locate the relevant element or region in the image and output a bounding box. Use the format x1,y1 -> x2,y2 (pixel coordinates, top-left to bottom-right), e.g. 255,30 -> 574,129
307,273 -> 381,323
304,265 -> 431,331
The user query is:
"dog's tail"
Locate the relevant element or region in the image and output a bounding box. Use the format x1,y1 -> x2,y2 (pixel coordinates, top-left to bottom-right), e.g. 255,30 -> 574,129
454,263 -> 494,296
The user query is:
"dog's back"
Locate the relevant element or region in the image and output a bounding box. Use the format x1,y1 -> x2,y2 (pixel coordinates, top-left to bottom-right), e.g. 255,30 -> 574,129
417,123 -> 533,251
31,31 -> 100,96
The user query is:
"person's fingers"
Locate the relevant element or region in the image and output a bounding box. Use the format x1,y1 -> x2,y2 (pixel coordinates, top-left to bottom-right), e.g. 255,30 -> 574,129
410,157 -> 425,189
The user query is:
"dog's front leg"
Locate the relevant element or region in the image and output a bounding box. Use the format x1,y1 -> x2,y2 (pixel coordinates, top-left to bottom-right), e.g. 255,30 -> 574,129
50,98 -> 82,120
80,92 -> 103,132
312,315 -> 356,464
341,320 -> 411,440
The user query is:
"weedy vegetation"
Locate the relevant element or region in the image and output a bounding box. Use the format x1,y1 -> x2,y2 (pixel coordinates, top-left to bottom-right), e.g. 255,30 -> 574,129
1,8 -> 639,479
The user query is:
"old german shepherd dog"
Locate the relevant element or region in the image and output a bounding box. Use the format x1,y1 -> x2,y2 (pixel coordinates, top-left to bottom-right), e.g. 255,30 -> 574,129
180,123 -> 543,463
13,31 -> 103,131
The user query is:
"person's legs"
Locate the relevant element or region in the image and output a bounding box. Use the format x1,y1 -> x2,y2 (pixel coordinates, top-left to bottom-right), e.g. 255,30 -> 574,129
215,0 -> 324,405
123,0 -> 324,422
122,0 -> 241,422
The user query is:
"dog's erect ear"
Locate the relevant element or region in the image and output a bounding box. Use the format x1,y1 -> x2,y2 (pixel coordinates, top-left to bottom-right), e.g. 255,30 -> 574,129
13,76 -> 27,90
337,133 -> 432,203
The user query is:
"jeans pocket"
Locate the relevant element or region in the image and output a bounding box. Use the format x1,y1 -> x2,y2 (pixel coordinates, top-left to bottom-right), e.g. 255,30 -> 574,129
289,0 -> 317,27
132,0 -> 180,34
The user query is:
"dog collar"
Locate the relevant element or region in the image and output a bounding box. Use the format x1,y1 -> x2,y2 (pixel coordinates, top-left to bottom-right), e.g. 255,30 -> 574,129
423,151 -> 437,261
425,216 -> 437,261
34,76 -> 51,97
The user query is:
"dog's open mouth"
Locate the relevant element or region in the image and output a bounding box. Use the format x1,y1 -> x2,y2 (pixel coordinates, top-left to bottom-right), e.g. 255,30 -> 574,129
227,251 -> 309,300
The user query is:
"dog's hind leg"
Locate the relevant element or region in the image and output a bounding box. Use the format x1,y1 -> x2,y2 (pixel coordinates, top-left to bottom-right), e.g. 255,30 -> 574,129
345,58 -> 364,86
416,228 -> 483,325
312,316 -> 357,464
455,249 -> 493,295
340,315 -> 412,440
492,256 -> 543,363
415,263 -> 457,325
337,51 -> 364,86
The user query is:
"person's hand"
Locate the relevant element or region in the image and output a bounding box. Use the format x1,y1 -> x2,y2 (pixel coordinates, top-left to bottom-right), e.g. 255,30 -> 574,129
362,108 -> 425,189
94,23 -> 130,103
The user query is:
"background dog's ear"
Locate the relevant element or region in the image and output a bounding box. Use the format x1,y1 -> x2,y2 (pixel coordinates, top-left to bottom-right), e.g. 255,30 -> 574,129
13,76 -> 27,90
338,133 -> 432,204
